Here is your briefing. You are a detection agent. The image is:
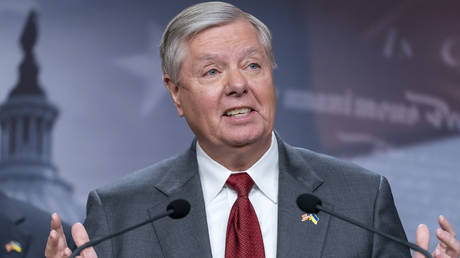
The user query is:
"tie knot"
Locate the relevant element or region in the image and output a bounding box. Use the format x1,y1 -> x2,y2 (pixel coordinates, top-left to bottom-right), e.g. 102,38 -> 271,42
226,173 -> 254,197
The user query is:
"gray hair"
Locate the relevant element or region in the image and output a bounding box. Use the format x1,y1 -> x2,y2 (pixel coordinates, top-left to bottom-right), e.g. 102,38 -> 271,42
160,1 -> 275,84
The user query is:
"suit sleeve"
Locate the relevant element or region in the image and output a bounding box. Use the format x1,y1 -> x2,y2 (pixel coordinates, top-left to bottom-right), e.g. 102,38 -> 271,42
83,190 -> 113,257
371,176 -> 411,258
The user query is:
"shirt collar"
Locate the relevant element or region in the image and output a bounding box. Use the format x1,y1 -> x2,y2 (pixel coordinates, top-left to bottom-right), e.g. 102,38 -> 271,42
197,132 -> 279,205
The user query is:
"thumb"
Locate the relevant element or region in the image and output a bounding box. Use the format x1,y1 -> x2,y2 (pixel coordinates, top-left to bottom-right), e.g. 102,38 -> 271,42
71,223 -> 98,258
414,224 -> 430,258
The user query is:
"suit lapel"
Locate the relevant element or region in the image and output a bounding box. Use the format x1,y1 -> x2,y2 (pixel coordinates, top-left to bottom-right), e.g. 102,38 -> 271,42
144,136 -> 334,257
276,137 -> 333,258
147,141 -> 212,258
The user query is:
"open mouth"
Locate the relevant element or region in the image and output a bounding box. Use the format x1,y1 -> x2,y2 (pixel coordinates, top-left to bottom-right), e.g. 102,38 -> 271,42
223,107 -> 253,117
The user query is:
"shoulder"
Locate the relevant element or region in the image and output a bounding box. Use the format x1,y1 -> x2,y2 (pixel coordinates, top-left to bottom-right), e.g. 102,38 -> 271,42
88,144 -> 196,205
82,146 -> 197,256
278,137 -> 386,205
280,138 -> 381,181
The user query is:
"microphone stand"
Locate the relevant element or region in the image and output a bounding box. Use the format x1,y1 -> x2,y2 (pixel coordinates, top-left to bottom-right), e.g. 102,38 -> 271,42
317,205 -> 432,258
70,209 -> 173,258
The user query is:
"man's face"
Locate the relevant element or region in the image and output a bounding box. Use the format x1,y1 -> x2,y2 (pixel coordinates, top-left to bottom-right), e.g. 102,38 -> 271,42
166,19 -> 276,153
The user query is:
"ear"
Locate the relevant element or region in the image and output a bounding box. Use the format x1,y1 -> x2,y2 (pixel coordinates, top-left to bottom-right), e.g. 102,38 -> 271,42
164,74 -> 184,117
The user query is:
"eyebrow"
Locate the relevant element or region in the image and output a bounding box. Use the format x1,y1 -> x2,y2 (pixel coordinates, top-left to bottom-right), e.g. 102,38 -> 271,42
243,46 -> 264,57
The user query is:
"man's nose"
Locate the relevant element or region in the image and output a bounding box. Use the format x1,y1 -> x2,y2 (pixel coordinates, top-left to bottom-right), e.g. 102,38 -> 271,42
224,68 -> 248,97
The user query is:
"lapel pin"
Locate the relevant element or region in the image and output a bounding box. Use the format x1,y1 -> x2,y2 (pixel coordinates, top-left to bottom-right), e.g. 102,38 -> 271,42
5,241 -> 22,253
301,213 -> 319,225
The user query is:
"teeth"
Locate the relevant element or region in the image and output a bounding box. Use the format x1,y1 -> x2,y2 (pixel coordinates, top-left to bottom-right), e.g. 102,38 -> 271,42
225,108 -> 251,117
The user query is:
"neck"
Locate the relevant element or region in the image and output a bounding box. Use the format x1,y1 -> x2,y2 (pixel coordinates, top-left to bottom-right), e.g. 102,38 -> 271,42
198,134 -> 272,171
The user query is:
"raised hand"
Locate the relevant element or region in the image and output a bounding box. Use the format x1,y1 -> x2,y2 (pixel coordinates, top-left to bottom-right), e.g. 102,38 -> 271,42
45,213 -> 72,257
414,216 -> 459,258
45,213 -> 98,258
432,216 -> 459,258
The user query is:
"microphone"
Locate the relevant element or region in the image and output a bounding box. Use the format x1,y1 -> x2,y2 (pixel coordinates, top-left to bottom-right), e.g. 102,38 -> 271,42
296,194 -> 432,258
70,199 -> 190,258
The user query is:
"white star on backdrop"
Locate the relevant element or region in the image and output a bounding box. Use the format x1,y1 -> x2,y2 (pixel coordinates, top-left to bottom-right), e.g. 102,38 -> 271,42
115,24 -> 166,117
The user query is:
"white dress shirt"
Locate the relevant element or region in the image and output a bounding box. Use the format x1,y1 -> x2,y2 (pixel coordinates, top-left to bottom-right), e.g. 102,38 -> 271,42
197,132 -> 279,258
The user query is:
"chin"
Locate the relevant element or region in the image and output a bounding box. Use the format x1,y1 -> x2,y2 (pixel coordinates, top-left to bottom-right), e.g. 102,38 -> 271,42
224,129 -> 269,148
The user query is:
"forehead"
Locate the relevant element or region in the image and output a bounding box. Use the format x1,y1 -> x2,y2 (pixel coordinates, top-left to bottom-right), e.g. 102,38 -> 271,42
185,20 -> 264,59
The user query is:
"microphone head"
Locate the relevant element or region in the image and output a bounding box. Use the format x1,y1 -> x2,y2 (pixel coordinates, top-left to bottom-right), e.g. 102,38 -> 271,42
296,193 -> 322,214
167,199 -> 191,219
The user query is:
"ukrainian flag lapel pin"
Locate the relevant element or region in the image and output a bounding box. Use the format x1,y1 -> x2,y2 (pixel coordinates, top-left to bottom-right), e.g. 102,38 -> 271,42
301,213 -> 319,225
5,240 -> 22,253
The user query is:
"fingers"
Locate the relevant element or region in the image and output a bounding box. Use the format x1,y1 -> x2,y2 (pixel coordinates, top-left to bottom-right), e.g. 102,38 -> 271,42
51,213 -> 67,240
436,228 -> 460,258
71,223 -> 98,258
45,213 -> 69,258
414,224 -> 430,258
64,248 -> 72,257
433,248 -> 446,258
414,216 -> 459,258
439,216 -> 456,238
437,216 -> 455,250
433,216 -> 460,258
71,223 -> 89,247
433,246 -> 458,258
45,230 -> 60,257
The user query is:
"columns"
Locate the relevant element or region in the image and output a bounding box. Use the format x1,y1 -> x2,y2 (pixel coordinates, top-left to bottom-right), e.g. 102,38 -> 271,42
1,121 -> 10,160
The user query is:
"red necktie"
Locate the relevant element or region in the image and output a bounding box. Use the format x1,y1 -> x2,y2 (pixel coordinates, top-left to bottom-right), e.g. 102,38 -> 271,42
225,173 -> 265,258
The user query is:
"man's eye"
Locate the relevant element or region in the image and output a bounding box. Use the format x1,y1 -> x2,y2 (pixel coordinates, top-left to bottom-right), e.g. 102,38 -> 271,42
206,69 -> 218,76
249,63 -> 261,70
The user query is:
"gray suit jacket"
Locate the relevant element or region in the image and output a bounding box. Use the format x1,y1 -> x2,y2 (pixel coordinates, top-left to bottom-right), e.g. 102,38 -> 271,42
84,136 -> 410,257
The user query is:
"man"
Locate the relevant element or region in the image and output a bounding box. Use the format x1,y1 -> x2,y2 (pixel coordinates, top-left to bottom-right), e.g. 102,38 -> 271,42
45,2 -> 459,258
0,190 -> 70,258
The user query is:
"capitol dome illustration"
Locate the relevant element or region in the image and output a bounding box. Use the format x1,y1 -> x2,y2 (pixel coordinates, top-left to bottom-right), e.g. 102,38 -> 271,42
0,11 -> 83,222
